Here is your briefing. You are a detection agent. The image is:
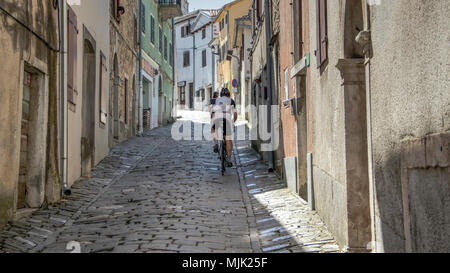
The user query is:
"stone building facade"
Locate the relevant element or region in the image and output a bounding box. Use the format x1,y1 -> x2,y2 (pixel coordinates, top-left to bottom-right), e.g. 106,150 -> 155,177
363,0 -> 449,253
67,0 -> 111,185
248,0 -> 282,172
277,0 -> 311,200
140,0 -> 175,130
0,0 -> 59,227
242,0 -> 450,253
276,0 -> 450,252
232,13 -> 252,118
214,0 -> 252,94
109,0 -> 139,146
175,10 -> 216,111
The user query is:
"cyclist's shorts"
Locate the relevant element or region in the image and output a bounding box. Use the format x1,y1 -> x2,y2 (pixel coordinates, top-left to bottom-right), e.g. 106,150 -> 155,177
212,118 -> 233,138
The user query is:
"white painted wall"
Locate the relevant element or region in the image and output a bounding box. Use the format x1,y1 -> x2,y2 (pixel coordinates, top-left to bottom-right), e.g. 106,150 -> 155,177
175,15 -> 194,109
68,0 -> 110,186
175,11 -> 215,111
193,19 -> 214,110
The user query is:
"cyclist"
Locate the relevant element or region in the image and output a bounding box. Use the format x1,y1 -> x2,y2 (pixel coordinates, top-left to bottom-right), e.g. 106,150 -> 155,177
211,88 -> 237,167
210,92 -> 220,152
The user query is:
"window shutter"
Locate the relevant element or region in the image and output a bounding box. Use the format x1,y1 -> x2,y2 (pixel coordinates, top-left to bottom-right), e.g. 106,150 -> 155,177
256,0 -> 261,21
184,51 -> 190,67
159,27 -> 162,53
141,3 -> 145,32
151,16 -> 155,43
113,0 -> 118,19
67,6 -> 78,105
170,43 -> 173,65
202,50 -> 206,67
164,36 -> 168,60
116,0 -> 122,23
99,53 -> 107,124
134,15 -> 137,48
316,0 -> 328,67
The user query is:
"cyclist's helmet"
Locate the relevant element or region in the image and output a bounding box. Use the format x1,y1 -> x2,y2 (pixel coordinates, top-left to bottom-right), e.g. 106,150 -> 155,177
220,88 -> 231,98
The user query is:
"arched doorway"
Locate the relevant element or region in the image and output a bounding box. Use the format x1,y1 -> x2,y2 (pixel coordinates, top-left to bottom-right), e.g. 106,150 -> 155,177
81,38 -> 96,178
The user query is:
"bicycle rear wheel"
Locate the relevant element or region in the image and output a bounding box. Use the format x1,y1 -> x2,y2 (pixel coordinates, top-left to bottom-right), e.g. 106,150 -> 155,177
220,141 -> 226,176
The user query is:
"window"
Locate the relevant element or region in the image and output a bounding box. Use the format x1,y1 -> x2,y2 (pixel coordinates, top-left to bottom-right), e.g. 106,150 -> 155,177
124,78 -> 128,124
183,51 -> 190,67
150,16 -> 155,44
284,68 -> 289,100
164,35 -> 168,61
202,50 -> 207,67
67,5 -> 78,106
159,27 -> 162,53
202,28 -> 206,39
141,3 -> 145,32
294,0 -> 304,61
256,0 -> 262,21
113,0 -> 122,23
181,25 -> 190,38
134,15 -> 138,48
99,53 -> 107,124
225,13 -> 228,25
316,0 -> 328,67
169,43 -> 173,66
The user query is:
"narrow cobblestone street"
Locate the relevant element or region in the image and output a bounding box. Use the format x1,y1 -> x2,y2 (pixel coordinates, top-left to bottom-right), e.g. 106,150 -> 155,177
0,112 -> 340,253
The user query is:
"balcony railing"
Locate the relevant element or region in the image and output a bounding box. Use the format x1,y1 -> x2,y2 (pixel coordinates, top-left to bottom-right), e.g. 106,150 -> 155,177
158,0 -> 183,21
158,0 -> 182,5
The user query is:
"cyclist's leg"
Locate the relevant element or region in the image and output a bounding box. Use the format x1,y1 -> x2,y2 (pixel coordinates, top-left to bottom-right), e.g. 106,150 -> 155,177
211,122 -> 219,153
224,118 -> 233,167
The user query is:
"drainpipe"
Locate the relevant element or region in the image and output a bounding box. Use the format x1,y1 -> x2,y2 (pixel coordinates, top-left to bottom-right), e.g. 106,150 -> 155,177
171,18 -> 175,118
138,0 -> 144,135
59,0 -> 71,196
264,0 -> 275,172
192,20 -> 196,110
211,23 -> 215,98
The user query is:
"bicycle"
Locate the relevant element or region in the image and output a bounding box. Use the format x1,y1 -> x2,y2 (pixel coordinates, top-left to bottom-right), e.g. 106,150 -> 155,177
217,119 -> 230,176
219,137 -> 227,176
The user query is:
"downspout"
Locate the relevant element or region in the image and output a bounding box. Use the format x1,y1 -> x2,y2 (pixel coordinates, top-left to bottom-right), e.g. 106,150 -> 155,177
192,19 -> 196,109
59,0 -> 70,196
211,22 -> 215,98
264,0 -> 275,172
138,0 -> 144,135
171,18 -> 175,118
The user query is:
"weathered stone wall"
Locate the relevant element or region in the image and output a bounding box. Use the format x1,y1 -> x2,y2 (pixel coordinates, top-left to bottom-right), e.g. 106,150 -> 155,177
368,0 -> 450,252
308,0 -> 349,247
109,0 -> 139,145
0,0 -> 58,226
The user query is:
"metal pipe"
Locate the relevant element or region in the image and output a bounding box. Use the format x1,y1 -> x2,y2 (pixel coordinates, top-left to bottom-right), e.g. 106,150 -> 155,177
171,18 -> 175,118
138,0 -> 144,135
192,19 -> 196,109
264,0 -> 275,172
59,0 -> 70,196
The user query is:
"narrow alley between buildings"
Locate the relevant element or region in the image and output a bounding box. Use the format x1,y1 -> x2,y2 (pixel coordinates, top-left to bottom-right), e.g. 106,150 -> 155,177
0,112 -> 339,253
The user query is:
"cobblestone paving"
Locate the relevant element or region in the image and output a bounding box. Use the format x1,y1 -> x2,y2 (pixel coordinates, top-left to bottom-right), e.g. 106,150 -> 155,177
0,112 -> 341,253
